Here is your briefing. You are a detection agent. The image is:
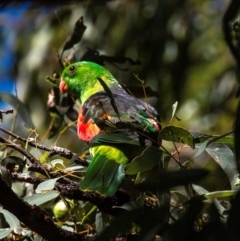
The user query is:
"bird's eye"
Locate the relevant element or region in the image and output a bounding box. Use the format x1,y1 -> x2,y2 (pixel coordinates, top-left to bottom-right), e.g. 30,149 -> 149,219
69,65 -> 76,73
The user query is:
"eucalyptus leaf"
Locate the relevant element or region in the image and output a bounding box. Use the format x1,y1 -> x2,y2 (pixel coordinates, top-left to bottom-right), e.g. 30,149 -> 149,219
35,178 -> 61,194
159,126 -> 195,148
191,131 -> 234,144
0,228 -> 11,239
24,190 -> 59,206
0,208 -> 20,228
64,166 -> 85,171
50,159 -> 64,167
192,184 -> 226,215
61,225 -> 74,232
171,101 -> 178,120
204,190 -> 237,199
206,143 -> 238,189
95,211 -> 104,233
125,146 -> 163,175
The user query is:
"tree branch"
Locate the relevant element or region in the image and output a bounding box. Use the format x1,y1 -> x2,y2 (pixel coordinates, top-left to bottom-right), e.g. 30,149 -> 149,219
0,127 -> 89,166
0,176 -> 91,241
11,172 -> 129,215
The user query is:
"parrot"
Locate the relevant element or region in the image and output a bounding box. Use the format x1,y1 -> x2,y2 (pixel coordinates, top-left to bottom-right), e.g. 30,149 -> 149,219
59,61 -> 161,196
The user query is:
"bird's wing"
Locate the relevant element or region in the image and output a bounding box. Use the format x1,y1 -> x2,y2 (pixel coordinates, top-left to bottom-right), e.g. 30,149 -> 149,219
78,88 -> 161,145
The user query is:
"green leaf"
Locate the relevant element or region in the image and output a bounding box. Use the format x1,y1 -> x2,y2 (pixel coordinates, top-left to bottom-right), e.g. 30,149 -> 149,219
64,166 -> 85,171
0,229 -> 11,239
50,159 -> 64,167
204,190 -> 237,199
35,178 -> 60,194
82,205 -> 97,224
193,132 -> 234,159
205,143 -> 238,189
192,184 -> 226,215
0,92 -> 34,128
191,131 -> 234,144
125,146 -> 163,175
0,208 -> 20,228
95,211 -> 104,233
171,101 -> 178,119
61,225 -> 74,232
192,139 -> 212,159
159,126 -> 195,148
24,190 -> 59,206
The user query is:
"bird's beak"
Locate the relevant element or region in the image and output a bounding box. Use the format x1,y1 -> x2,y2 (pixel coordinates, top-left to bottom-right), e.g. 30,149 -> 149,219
59,78 -> 69,93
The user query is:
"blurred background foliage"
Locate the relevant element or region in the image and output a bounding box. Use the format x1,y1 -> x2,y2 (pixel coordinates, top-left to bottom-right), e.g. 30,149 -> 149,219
0,0 -> 236,148
0,0 -> 239,239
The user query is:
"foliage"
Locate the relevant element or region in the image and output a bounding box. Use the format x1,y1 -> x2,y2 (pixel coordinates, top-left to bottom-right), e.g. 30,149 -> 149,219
0,1 -> 240,241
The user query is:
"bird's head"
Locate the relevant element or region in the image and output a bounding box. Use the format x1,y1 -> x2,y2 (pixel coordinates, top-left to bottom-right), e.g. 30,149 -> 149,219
59,61 -> 118,103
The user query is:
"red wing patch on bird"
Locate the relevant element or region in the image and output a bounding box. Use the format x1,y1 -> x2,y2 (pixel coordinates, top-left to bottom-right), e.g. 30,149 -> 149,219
77,109 -> 100,142
148,118 -> 160,132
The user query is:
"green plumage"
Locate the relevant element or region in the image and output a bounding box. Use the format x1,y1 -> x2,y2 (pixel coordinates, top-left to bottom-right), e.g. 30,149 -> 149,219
81,145 -> 127,196
61,61 -> 118,103
60,61 -> 161,196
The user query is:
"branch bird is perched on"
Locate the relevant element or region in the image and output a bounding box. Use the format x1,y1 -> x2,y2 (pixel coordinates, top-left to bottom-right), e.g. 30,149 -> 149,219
59,61 -> 161,196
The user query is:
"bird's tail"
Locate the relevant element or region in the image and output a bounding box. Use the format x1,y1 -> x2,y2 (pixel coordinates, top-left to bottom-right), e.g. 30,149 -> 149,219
80,145 -> 128,196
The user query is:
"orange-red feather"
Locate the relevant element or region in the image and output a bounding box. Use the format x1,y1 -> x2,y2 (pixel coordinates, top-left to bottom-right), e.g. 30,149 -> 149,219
77,108 -> 100,142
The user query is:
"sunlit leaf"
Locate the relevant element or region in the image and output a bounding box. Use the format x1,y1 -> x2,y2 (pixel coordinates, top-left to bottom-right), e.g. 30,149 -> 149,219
206,143 -> 238,189
159,126 -> 195,148
0,229 -> 11,239
24,190 -> 59,206
82,205 -> 97,224
192,139 -> 212,159
35,178 -> 61,194
192,184 -> 226,215
64,166 -> 85,171
125,147 -> 163,175
50,159 -> 64,166
61,225 -> 74,232
193,132 -> 234,159
170,101 -> 178,124
191,131 -> 234,144
204,190 -> 237,199
0,208 -> 20,228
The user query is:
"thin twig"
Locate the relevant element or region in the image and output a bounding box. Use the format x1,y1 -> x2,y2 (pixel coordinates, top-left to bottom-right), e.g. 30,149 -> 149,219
0,127 -> 89,166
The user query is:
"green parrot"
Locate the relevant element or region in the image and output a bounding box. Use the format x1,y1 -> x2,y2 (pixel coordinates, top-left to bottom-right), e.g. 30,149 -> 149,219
59,61 -> 161,196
